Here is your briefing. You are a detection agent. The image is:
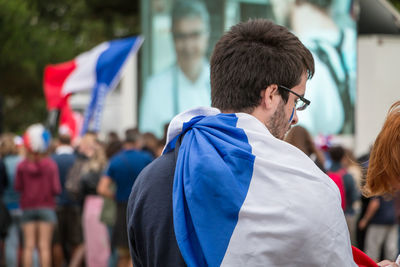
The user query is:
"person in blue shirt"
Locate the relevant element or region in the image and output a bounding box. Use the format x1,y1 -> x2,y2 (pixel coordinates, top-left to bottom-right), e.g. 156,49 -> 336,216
1,133 -> 22,267
328,145 -> 359,246
97,128 -> 153,267
359,196 -> 398,262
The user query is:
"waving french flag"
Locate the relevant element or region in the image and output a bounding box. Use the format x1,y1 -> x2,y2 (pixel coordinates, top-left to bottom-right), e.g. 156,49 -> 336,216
164,107 -> 356,266
43,36 -> 143,135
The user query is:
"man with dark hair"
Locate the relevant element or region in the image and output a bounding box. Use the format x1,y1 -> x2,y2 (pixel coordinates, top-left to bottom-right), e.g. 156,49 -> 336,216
329,146 -> 358,208
128,19 -> 356,266
328,145 -> 359,245
124,128 -> 141,144
139,0 -> 211,138
97,128 -> 152,267
51,134 -> 82,266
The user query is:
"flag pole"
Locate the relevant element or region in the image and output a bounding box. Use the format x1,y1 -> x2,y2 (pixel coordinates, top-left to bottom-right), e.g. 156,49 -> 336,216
45,109 -> 60,136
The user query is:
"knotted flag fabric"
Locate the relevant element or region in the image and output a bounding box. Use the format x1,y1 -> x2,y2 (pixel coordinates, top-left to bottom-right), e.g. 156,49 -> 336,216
164,107 -> 356,266
43,36 -> 143,136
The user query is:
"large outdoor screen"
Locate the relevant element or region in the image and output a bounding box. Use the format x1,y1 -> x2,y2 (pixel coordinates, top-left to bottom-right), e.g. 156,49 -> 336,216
139,0 -> 357,139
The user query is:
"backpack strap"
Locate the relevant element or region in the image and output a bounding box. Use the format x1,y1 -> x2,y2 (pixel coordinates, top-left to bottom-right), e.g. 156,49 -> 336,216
336,168 -> 347,177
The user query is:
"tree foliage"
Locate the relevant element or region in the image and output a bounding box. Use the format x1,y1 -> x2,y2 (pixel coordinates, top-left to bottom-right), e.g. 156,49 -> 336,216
1,0 -> 399,134
0,0 -> 139,134
389,0 -> 400,11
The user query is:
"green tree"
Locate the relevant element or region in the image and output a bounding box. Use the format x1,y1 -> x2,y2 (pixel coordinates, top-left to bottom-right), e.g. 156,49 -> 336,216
0,0 -> 139,134
389,0 -> 400,11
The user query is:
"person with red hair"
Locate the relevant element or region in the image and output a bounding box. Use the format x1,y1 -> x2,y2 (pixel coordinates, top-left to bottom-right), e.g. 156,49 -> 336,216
364,101 -> 400,196
361,101 -> 400,267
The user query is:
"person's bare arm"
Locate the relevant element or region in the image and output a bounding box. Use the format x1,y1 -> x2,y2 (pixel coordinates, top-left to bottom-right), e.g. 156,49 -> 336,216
358,198 -> 380,230
97,175 -> 114,199
378,259 -> 399,267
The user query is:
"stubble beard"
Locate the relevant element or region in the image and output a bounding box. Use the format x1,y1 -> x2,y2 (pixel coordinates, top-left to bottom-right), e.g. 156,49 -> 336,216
267,100 -> 290,140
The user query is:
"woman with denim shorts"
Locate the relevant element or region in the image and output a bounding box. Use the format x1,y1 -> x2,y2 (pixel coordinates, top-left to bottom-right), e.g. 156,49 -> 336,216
14,124 -> 61,267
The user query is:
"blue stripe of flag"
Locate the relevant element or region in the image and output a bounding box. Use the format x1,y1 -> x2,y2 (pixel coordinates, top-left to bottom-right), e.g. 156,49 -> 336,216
173,113 -> 255,266
96,36 -> 140,87
81,36 -> 142,134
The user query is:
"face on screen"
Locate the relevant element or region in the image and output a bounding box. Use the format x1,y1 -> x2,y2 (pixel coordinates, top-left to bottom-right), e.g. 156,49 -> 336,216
172,16 -> 209,78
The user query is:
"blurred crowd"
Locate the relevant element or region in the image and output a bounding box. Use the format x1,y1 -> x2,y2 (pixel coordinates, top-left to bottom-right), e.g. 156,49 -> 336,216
285,125 -> 400,263
1,122 -> 400,267
0,124 -> 167,267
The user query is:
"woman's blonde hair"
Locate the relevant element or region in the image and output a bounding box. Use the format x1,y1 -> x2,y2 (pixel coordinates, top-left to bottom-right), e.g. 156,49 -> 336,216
363,101 -> 400,196
84,142 -> 107,173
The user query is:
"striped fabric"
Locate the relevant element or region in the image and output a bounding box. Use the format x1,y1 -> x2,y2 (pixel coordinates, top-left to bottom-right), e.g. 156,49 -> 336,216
43,36 -> 143,135
165,107 -> 356,267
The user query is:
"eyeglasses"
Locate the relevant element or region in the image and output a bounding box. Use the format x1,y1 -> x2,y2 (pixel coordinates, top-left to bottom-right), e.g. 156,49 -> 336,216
173,30 -> 206,41
278,85 -> 311,111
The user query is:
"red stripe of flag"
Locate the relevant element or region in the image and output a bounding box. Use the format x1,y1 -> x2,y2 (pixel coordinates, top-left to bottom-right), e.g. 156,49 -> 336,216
43,60 -> 77,109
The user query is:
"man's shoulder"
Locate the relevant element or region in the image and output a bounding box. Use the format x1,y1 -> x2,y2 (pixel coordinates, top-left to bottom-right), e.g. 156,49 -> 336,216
128,151 -> 186,266
133,149 -> 154,161
109,150 -> 126,163
133,151 -> 175,192
52,152 -> 75,162
41,157 -> 59,171
129,151 -> 175,208
118,149 -> 153,164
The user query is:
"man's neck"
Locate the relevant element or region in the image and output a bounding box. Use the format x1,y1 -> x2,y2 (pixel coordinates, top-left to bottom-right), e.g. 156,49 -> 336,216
124,143 -> 140,150
56,145 -> 74,154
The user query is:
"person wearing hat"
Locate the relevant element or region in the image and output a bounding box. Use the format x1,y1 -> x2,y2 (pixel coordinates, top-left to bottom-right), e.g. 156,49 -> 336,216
15,124 -> 61,267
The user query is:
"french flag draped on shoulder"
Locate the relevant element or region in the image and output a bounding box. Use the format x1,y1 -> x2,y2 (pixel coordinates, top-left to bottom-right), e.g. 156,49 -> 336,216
164,107 -> 356,266
43,36 -> 143,136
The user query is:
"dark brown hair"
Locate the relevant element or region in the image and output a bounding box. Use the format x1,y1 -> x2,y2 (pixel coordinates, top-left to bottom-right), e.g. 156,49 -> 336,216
125,128 -> 141,143
329,146 -> 345,163
285,126 -> 325,168
210,19 -> 314,113
285,126 -> 317,156
364,101 -> 400,196
58,134 -> 71,145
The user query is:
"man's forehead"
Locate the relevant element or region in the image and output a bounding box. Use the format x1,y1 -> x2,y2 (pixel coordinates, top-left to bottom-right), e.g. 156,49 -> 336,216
293,73 -> 308,94
173,16 -> 207,32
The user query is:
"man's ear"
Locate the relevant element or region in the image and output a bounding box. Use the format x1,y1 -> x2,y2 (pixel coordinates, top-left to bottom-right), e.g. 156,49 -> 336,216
250,84 -> 280,124
262,84 -> 280,111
